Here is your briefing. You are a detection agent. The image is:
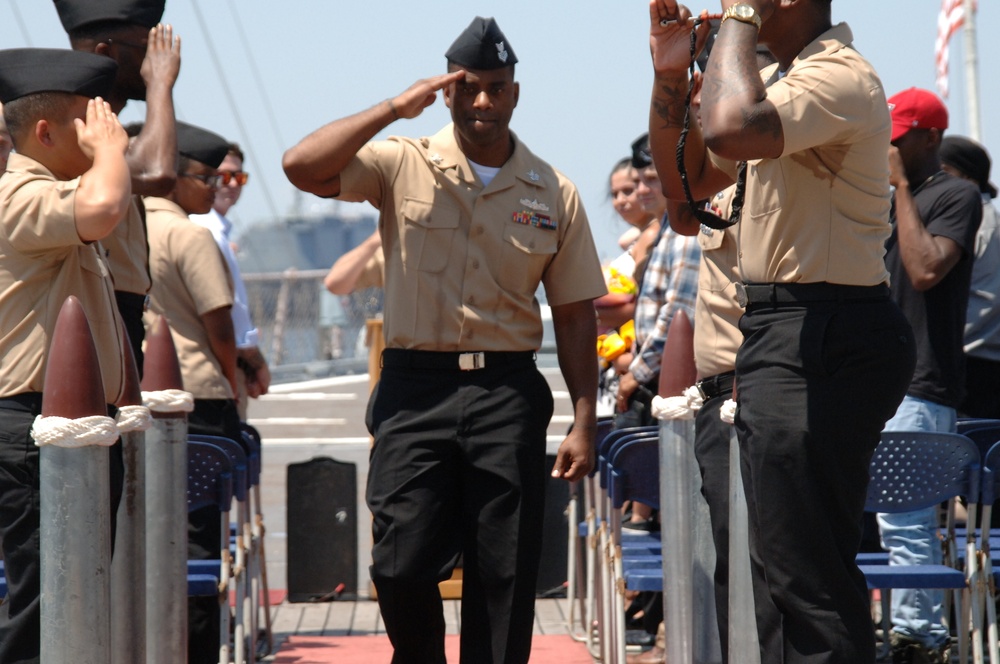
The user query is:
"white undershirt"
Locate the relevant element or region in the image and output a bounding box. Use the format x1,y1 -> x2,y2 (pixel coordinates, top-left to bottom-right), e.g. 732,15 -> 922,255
469,160 -> 501,187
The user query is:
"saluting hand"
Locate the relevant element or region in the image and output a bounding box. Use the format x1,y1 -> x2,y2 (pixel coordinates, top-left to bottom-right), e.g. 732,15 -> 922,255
387,71 -> 466,121
649,0 -> 712,76
75,97 -> 128,160
141,23 -> 182,89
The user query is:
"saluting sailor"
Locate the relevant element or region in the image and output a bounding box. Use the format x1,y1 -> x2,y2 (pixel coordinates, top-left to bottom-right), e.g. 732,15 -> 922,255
284,16 -> 607,664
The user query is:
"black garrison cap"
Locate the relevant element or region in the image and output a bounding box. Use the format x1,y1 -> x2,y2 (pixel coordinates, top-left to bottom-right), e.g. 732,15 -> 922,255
176,121 -> 229,169
631,133 -> 653,169
445,16 -> 518,70
54,0 -> 165,33
0,48 -> 117,104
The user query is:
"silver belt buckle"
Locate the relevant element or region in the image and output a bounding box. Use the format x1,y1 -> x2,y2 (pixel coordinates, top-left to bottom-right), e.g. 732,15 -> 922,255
459,352 -> 485,371
735,283 -> 748,308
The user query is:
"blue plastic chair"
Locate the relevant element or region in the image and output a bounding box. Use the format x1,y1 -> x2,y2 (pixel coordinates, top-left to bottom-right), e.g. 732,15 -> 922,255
239,421 -> 274,657
862,431 -> 981,662
187,439 -> 236,664
189,434 -> 253,662
971,441 -> 1000,664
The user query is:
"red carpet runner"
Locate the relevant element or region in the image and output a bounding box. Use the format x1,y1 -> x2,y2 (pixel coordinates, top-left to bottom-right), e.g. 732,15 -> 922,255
273,634 -> 594,663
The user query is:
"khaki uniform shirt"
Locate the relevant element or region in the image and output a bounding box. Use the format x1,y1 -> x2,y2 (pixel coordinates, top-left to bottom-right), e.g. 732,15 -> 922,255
103,195 -> 151,295
338,124 -> 606,351
144,196 -> 234,399
0,153 -> 125,403
717,23 -> 893,287
694,187 -> 743,379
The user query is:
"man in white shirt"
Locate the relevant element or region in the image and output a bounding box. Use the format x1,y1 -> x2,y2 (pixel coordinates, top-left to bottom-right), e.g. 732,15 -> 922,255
191,143 -> 270,418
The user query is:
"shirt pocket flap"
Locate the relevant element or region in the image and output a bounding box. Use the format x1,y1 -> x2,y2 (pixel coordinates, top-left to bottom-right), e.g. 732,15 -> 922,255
401,197 -> 460,230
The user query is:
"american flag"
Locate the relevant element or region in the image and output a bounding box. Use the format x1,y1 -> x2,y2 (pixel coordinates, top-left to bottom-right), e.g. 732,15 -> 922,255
935,0 -> 976,98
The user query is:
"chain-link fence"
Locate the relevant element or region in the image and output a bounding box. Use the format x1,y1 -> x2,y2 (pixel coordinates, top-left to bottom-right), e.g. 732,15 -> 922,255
243,269 -> 383,380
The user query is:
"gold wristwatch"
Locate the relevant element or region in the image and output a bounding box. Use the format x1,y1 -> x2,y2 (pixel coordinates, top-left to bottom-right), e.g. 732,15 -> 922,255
722,3 -> 762,31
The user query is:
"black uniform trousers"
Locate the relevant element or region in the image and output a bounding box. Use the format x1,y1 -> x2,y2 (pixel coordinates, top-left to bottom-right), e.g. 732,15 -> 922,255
734,294 -> 915,664
187,398 -> 242,664
692,376 -> 735,662
366,350 -> 553,664
0,395 -> 123,664
115,290 -> 146,379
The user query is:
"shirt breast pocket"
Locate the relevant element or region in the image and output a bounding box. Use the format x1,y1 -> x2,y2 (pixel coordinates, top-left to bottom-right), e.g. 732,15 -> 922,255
498,222 -> 558,294
400,197 -> 459,273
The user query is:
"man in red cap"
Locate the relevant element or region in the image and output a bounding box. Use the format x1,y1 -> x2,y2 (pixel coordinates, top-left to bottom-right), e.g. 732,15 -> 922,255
876,87 -> 982,664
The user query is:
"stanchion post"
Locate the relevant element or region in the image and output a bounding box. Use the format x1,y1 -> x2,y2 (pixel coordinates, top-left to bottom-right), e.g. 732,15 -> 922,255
658,310 -> 722,663
726,389 -> 760,663
38,296 -> 113,663
142,316 -> 189,664
111,325 -> 146,664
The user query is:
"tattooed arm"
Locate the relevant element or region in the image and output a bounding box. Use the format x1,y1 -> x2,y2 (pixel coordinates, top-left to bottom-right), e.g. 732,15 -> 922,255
700,9 -> 783,162
647,0 -> 735,201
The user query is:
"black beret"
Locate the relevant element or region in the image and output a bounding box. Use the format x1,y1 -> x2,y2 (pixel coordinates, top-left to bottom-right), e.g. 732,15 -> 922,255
0,48 -> 117,104
445,17 -> 517,70
176,121 -> 229,169
941,135 -> 997,198
631,133 -> 652,169
54,0 -> 165,33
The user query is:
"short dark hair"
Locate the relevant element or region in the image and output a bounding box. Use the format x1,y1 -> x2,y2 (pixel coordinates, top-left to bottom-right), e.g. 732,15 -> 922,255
227,142 -> 244,162
3,92 -> 77,148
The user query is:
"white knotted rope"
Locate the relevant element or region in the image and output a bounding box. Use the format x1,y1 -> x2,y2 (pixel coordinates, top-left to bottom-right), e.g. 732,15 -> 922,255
141,389 -> 195,413
31,414 -> 119,448
651,384 -> 704,421
116,405 -> 153,433
719,399 -> 738,425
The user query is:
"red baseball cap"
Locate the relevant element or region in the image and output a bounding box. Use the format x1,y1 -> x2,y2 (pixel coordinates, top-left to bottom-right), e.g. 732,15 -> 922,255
887,87 -> 949,142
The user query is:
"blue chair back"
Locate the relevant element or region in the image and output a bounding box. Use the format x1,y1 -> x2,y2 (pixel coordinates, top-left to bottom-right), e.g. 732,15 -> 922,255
979,441 -> 1000,506
958,418 -> 1000,435
962,425 -> 1000,464
608,437 -> 660,510
865,431 -> 980,513
239,422 -> 263,485
598,425 -> 658,488
189,434 -> 249,502
187,441 -> 234,513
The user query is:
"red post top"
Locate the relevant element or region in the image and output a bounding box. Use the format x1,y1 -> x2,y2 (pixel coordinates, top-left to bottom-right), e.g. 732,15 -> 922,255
41,296 -> 106,419
140,314 -> 183,393
657,309 -> 697,398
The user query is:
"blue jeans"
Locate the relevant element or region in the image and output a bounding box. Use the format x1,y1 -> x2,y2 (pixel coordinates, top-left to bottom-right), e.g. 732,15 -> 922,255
876,395 -> 957,648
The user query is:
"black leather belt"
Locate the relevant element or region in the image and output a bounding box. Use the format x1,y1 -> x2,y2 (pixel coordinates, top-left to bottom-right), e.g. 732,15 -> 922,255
114,290 -> 151,313
735,282 -> 890,308
381,349 -> 536,372
0,392 -> 44,414
697,372 -> 735,400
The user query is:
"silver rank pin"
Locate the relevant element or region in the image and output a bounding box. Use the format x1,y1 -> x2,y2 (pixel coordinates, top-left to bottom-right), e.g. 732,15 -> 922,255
526,169 -> 540,182
429,153 -> 443,164
496,41 -> 509,63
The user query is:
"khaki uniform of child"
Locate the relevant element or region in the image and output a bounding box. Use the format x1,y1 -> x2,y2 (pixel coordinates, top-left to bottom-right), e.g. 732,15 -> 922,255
0,152 -> 127,663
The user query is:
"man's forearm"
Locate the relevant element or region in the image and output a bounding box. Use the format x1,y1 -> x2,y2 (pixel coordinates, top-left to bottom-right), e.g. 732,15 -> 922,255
552,300 -> 599,435
126,80 -> 177,197
282,100 -> 397,198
